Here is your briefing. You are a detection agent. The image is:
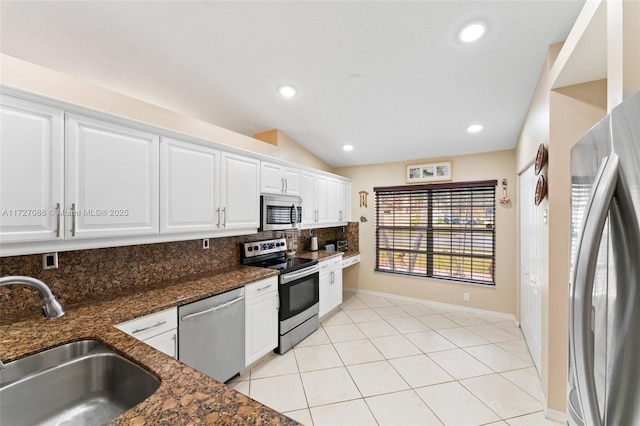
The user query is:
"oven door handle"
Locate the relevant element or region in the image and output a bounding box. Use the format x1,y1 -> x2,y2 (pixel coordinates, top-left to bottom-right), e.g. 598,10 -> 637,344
281,264 -> 320,284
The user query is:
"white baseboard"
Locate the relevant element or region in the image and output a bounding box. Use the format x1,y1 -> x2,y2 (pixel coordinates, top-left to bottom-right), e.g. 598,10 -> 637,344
344,286 -> 568,422
539,391 -> 568,424
343,287 -> 516,323
546,408 -> 568,424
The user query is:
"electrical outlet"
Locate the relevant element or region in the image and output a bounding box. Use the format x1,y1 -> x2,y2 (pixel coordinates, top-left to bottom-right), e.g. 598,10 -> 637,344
463,292 -> 470,302
43,252 -> 59,270
202,239 -> 210,249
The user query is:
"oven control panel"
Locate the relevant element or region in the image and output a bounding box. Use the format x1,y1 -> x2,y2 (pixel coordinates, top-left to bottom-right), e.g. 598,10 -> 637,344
243,238 -> 287,258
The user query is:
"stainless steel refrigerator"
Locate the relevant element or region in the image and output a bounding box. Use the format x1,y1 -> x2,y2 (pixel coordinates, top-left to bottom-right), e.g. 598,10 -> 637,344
569,90 -> 640,426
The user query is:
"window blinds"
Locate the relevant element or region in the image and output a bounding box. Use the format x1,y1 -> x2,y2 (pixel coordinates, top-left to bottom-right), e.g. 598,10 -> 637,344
375,180 -> 497,285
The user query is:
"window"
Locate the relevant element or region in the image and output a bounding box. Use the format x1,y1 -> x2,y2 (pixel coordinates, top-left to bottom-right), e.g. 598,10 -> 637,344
375,180 -> 497,285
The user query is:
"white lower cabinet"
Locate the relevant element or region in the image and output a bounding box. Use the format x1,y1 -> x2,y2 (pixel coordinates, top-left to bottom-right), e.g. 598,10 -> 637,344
342,254 -> 361,268
115,307 -> 178,358
319,255 -> 343,318
143,329 -> 178,358
245,276 -> 279,367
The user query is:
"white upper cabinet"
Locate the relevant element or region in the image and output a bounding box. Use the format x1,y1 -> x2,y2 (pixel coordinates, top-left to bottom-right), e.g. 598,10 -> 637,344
283,167 -> 302,196
0,90 -> 351,255
220,152 -> 260,229
302,171 -> 328,226
0,96 -> 64,243
326,178 -> 340,223
160,137 -> 220,234
301,171 -> 350,228
65,114 -> 159,239
339,180 -> 351,222
316,174 -> 329,223
301,171 -> 316,225
260,161 -> 301,196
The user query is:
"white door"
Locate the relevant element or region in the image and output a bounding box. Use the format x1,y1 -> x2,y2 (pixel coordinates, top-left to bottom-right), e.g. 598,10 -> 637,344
160,137 -> 220,234
0,96 -> 64,243
65,114 -> 159,239
220,152 -> 259,229
519,164 -> 542,373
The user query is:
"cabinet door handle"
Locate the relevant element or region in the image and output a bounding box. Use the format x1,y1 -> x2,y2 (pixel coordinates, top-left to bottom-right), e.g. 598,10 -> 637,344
132,320 -> 167,334
216,207 -> 221,228
257,284 -> 273,291
55,203 -> 61,237
284,177 -> 288,193
281,177 -> 285,193
222,207 -> 226,228
71,203 -> 77,237
172,333 -> 177,359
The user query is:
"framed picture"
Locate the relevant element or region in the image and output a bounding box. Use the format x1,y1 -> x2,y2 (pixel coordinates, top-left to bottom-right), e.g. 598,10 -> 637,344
406,161 -> 453,183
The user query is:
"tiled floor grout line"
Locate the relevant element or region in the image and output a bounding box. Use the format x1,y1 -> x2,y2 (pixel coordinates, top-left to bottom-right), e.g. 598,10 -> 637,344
321,305 -> 508,425
241,292 -> 550,425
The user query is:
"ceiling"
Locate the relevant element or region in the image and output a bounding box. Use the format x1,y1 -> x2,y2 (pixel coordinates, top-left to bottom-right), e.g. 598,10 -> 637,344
0,1 -> 585,168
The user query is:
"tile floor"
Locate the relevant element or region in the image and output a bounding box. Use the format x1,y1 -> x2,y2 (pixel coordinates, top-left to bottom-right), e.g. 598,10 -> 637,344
230,292 -> 563,426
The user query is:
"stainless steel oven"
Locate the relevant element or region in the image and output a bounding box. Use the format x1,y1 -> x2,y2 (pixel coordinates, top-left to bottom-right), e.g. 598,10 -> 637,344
260,194 -> 302,231
278,263 -> 320,353
241,238 -> 320,354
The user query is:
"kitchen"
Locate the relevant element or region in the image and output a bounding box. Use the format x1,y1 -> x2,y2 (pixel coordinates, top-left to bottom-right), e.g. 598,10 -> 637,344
1,1 -> 639,425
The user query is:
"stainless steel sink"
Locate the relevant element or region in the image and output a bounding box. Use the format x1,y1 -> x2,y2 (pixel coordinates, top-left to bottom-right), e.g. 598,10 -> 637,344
0,340 -> 160,426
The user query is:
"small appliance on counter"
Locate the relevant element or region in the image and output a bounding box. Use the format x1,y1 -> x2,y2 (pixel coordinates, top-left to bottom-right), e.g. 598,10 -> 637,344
307,236 -> 318,251
328,239 -> 348,252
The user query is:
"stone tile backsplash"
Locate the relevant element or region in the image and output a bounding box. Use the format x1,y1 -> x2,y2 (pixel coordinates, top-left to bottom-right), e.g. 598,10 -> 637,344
0,223 -> 358,319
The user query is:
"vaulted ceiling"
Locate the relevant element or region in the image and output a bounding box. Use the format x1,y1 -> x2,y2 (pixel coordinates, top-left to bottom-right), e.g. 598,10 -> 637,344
0,1 -> 584,167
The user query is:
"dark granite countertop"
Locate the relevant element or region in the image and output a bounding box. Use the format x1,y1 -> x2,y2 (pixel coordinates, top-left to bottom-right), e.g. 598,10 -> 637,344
0,266 -> 298,425
297,249 -> 360,261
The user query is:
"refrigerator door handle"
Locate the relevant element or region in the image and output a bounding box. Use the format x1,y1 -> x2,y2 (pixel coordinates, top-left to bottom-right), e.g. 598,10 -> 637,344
570,153 -> 619,426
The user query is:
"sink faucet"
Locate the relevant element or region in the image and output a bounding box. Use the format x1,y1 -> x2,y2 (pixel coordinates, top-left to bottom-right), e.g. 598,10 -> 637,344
0,276 -> 65,320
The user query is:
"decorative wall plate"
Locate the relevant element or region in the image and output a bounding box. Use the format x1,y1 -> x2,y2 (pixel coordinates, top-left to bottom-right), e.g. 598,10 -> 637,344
535,143 -> 548,175
535,175 -> 547,206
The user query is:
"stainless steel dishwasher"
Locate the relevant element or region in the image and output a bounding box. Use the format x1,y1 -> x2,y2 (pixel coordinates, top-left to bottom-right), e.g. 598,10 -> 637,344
178,287 -> 245,383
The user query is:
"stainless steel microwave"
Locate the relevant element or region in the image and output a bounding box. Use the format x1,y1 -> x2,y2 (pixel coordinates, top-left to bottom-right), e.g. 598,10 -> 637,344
260,194 -> 303,231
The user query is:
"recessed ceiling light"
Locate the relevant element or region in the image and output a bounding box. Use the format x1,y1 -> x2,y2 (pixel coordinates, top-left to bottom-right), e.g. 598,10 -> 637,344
342,144 -> 354,151
278,85 -> 297,98
467,124 -> 483,133
459,22 -> 486,43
